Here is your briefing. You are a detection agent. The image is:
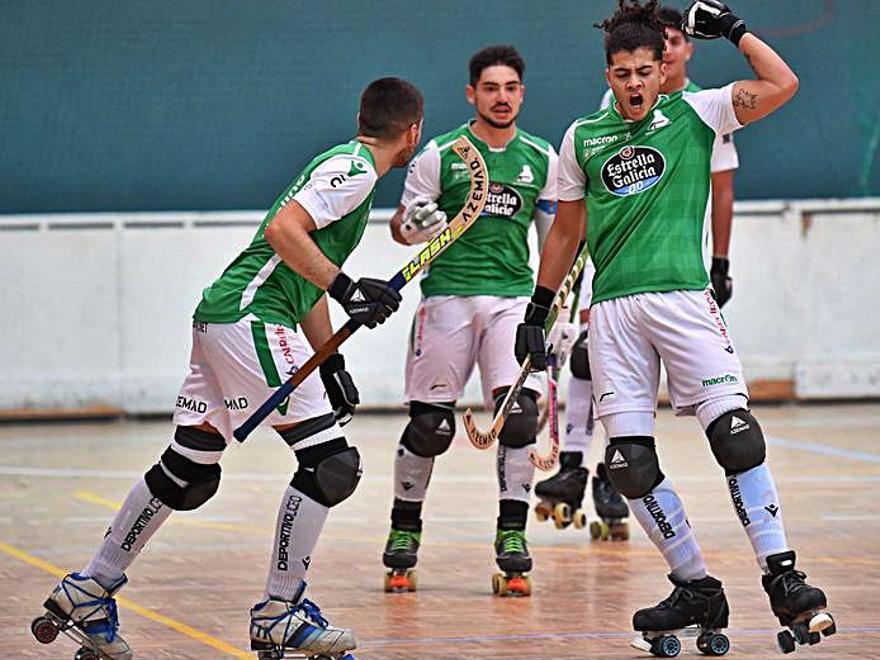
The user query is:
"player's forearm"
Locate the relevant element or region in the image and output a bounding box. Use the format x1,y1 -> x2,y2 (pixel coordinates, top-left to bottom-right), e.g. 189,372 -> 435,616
264,217 -> 339,291
299,295 -> 334,350
711,170 -> 735,257
536,201 -> 583,292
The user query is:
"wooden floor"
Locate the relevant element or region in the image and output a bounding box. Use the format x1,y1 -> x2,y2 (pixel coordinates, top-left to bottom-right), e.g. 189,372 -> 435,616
3,403 -> 879,659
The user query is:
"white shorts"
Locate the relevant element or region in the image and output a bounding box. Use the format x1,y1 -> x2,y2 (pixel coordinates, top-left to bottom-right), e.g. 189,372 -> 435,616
589,289 -> 748,418
173,318 -> 334,442
405,295 -> 543,407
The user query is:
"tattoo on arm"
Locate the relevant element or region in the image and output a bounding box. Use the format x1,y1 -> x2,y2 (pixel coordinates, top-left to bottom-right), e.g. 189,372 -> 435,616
733,88 -> 758,110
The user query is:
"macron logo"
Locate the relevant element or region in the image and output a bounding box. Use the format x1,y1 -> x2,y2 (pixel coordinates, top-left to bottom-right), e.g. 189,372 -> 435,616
730,416 -> 750,434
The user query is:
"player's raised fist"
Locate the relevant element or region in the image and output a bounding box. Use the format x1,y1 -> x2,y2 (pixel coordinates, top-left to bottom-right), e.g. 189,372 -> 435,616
683,0 -> 747,45
329,272 -> 402,329
400,196 -> 448,245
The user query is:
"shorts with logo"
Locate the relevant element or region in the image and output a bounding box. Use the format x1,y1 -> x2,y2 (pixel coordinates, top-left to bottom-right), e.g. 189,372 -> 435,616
405,295 -> 543,407
173,318 -> 334,443
588,289 -> 748,419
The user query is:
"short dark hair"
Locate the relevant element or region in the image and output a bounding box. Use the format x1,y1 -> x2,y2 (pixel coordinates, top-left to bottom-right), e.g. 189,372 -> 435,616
358,77 -> 423,140
659,6 -> 688,41
595,0 -> 665,65
468,45 -> 525,86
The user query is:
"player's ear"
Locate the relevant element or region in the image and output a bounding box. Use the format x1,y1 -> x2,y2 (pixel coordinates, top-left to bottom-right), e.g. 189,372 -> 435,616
465,84 -> 476,106
685,41 -> 695,62
659,61 -> 668,87
604,68 -> 612,89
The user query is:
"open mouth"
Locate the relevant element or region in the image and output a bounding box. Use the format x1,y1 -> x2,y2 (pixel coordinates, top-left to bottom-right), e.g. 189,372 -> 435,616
629,94 -> 644,111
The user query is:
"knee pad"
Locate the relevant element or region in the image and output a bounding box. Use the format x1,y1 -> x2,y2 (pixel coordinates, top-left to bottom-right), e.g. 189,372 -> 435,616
495,388 -> 538,448
292,438 -> 362,507
145,433 -> 222,511
706,409 -> 766,475
569,330 -> 591,380
604,436 -> 664,499
401,401 -> 455,458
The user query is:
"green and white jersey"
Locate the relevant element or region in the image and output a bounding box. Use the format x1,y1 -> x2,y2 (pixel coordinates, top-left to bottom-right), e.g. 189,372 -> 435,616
600,81 -> 739,173
558,84 -> 742,305
194,141 -> 378,328
401,123 -> 558,297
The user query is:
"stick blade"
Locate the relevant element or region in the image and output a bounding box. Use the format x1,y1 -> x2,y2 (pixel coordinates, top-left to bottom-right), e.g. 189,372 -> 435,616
462,407 -> 497,450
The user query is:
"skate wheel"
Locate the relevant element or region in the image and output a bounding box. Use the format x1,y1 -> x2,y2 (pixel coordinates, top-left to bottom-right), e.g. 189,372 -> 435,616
792,622 -> 810,645
75,648 -> 99,660
777,630 -> 796,654
611,521 -> 630,541
406,569 -> 418,592
534,502 -> 550,522
553,502 -> 571,529
384,570 -> 415,593
491,572 -> 507,596
821,620 -> 836,637
697,632 -> 730,656
590,520 -> 609,540
650,634 -> 681,657
506,575 -> 532,597
31,616 -> 59,644
572,509 -> 587,529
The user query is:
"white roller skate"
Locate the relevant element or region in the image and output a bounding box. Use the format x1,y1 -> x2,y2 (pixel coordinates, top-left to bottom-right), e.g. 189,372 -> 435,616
250,584 -> 356,659
31,572 -> 132,660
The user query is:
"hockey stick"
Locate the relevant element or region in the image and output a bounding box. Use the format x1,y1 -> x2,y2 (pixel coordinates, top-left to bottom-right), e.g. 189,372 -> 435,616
535,286 -> 580,435
462,243 -> 589,453
531,354 -> 561,472
234,136 -> 487,442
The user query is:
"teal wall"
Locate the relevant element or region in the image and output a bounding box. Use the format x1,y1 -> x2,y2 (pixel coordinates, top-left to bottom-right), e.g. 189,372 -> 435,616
2,0 -> 878,213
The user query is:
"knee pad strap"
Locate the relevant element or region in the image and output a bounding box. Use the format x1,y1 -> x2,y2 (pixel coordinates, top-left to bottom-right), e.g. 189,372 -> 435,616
706,409 -> 766,475
604,436 -> 664,499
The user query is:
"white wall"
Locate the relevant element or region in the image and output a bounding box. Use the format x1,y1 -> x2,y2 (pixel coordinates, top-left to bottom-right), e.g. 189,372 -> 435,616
1,200 -> 878,415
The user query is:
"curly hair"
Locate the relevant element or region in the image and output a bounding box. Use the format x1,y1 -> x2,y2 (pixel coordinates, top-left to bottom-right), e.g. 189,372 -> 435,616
595,0 -> 665,64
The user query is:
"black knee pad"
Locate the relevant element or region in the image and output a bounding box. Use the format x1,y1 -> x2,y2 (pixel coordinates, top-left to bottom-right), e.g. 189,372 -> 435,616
292,438 -> 362,507
569,330 -> 591,380
604,436 -> 664,499
495,388 -> 538,448
706,409 -> 766,475
401,401 -> 455,458
145,439 -> 221,511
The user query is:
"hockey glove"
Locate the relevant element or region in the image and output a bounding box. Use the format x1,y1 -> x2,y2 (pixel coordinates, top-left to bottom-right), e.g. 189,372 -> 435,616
320,353 -> 359,426
683,0 -> 748,46
546,308 -> 578,367
399,196 -> 448,245
710,257 -> 733,308
515,286 -> 555,372
328,272 -> 402,329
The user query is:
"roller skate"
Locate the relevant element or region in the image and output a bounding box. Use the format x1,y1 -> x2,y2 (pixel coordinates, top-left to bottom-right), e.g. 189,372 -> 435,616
491,528 -> 532,597
382,528 -> 419,592
631,574 -> 730,658
250,583 -> 356,659
762,550 -> 836,654
31,572 -> 132,660
590,461 -> 630,541
533,451 -> 588,530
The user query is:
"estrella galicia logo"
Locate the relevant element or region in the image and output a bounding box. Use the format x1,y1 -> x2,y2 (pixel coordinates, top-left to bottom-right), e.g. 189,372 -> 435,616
482,182 -> 523,218
601,145 -> 666,197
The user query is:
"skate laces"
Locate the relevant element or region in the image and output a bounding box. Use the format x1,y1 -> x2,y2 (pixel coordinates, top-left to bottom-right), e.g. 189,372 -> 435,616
296,598 -> 328,629
772,569 -> 809,597
499,530 -> 526,554
389,529 -> 417,552
67,580 -> 120,642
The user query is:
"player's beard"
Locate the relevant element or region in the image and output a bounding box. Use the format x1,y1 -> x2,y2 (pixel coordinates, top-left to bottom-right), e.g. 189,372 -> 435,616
477,108 -> 518,130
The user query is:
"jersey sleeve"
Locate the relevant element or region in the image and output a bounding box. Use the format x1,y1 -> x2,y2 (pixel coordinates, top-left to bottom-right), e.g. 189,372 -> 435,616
535,145 -> 559,215
710,131 -> 739,173
683,83 -> 743,137
558,121 -> 588,202
292,155 -> 377,229
399,140 -> 442,208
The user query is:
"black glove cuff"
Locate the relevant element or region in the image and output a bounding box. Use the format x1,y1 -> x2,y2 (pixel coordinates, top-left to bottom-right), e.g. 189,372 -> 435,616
328,272 -> 353,302
711,256 -> 730,276
531,285 -> 556,309
719,14 -> 747,46
320,353 -> 345,376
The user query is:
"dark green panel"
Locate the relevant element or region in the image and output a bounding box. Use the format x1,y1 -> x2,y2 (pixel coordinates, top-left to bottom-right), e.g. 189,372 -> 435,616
1,0 -> 878,213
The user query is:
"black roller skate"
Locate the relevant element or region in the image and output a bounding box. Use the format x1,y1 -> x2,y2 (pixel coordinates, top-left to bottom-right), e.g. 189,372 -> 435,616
590,461 -> 630,541
491,528 -> 532,597
762,551 -> 835,654
31,572 -> 131,660
534,451 -> 588,530
382,528 -> 420,592
631,574 -> 731,658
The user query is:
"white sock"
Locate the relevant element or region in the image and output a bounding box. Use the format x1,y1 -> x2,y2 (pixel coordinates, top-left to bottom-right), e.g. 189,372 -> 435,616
563,375 -> 594,463
497,445 -> 535,504
728,464 -> 788,571
629,478 -> 707,582
264,485 -> 329,602
393,444 -> 434,501
84,477 -> 172,589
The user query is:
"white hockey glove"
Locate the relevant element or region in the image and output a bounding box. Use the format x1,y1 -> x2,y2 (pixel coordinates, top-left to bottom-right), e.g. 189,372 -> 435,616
399,196 -> 448,245
545,308 -> 578,367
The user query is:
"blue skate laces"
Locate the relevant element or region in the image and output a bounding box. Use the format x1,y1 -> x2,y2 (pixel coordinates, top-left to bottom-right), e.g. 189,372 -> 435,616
65,577 -> 121,642
297,598 -> 328,629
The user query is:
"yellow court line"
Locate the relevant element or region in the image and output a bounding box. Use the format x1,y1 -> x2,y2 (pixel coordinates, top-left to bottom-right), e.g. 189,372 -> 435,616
0,541 -> 252,659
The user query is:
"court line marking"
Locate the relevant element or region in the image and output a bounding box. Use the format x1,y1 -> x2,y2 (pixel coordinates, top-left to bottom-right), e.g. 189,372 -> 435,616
767,435 -> 880,463
0,540 -> 251,659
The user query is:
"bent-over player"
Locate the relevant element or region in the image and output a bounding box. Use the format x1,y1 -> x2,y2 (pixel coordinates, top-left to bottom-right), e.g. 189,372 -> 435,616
381,45 -> 558,596
516,0 -> 835,652
32,78 -> 422,660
